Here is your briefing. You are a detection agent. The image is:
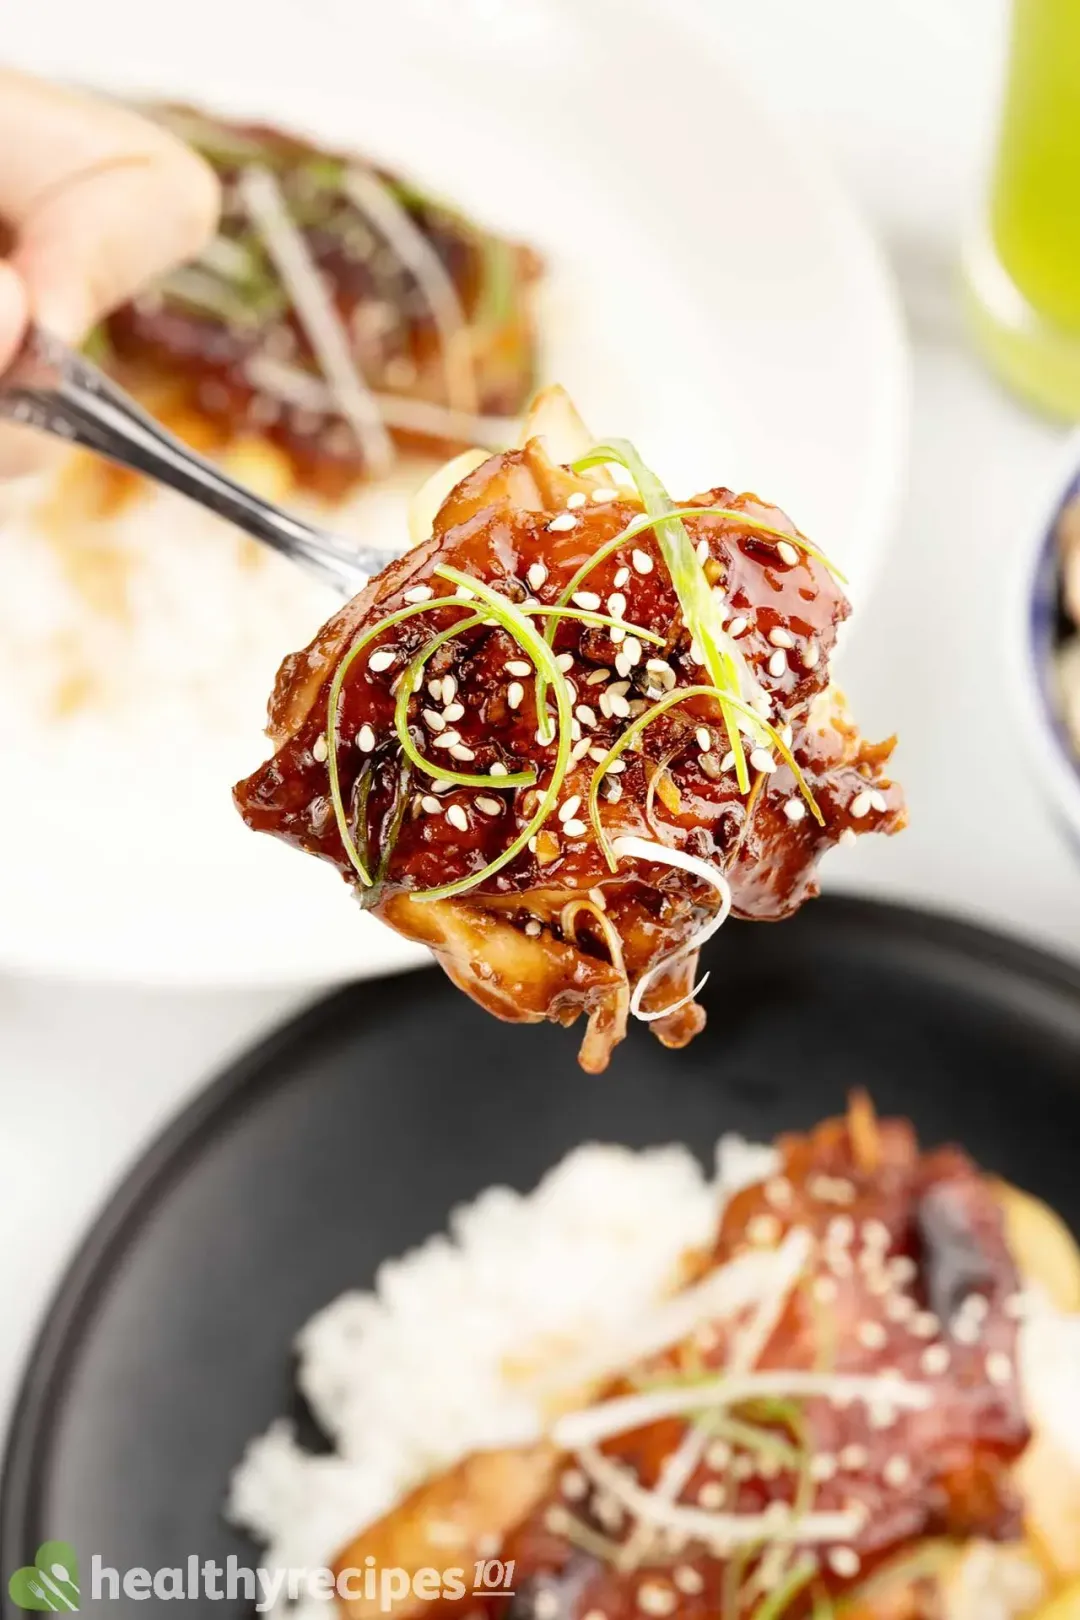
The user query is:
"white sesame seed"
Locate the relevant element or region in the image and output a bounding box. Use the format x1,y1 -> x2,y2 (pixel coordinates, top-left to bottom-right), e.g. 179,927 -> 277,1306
613,566 -> 631,589
732,1455 -> 754,1482
560,1466 -> 587,1499
768,627 -> 795,648
439,676 -> 456,706
489,762 -> 508,777
450,744 -> 475,761
827,1549 -> 861,1580
559,796 -> 582,823
524,918 -> 542,936
674,1567 -> 704,1596
704,1439 -> 731,1470
777,540 -> 800,566
637,1582 -> 676,1617
748,1213 -> 782,1247
312,733 -> 328,762
549,513 -> 578,532
858,1321 -> 888,1351
623,636 -> 643,666
728,615 -> 749,637
570,738 -> 592,763
356,724 -> 376,752
403,584 -> 434,603
421,795 -> 443,815
587,747 -> 609,764
428,678 -> 443,700
598,691 -> 613,719
850,789 -> 875,819
527,562 -> 548,592
921,1345 -> 950,1375
749,748 -> 776,774
609,624 -> 626,645
591,486 -> 618,502
695,726 -> 713,753
443,702 -> 465,722
883,1455 -> 912,1489
720,751 -> 736,771
886,1294 -> 915,1323
455,584 -> 475,600
869,1401 -> 897,1430
632,549 -> 654,574
609,692 -> 631,719
911,1312 -> 940,1339
446,804 -> 469,832
697,1481 -> 726,1508
802,638 -> 820,669
543,1505 -> 570,1537
606,759 -> 626,773
423,709 -> 446,731
432,731 -> 462,749
572,590 -> 602,611
695,539 -> 710,564
575,705 -> 597,728
813,1274 -> 838,1304
563,819 -> 587,838
870,790 -> 889,813
810,1453 -> 838,1483
368,648 -> 397,673
586,667 -> 611,686
505,659 -> 532,677
784,798 -> 806,823
556,653 -> 575,673
476,796 -> 502,817
827,1215 -> 855,1245
986,1351 -> 1013,1386
839,1444 -> 868,1471
765,1176 -> 793,1208
607,592 -> 627,619
890,1255 -> 918,1284
768,649 -> 788,679
507,682 -> 524,710
566,491 -> 587,509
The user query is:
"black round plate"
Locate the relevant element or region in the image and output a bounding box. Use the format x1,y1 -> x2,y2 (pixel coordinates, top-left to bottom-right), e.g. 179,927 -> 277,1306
6,898 -> 1080,1616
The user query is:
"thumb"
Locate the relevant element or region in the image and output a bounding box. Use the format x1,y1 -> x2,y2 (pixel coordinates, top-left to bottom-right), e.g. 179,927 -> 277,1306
0,260 -> 30,372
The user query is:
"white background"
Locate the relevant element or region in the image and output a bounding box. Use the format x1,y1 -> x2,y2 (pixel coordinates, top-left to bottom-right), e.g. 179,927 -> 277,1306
4,0 -> 1080,1439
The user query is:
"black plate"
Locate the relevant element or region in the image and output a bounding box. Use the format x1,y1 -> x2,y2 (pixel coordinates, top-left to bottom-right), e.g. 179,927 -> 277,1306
6,897 -> 1080,1616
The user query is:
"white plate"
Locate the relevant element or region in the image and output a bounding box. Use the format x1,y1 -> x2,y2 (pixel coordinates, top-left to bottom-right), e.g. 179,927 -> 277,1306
0,0 -> 909,988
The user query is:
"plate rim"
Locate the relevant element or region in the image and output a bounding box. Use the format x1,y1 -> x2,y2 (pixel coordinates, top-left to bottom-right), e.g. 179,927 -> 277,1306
4,893 -> 1080,1589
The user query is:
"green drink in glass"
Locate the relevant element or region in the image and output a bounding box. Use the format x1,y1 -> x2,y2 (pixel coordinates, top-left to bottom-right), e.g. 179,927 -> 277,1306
963,0 -> 1080,417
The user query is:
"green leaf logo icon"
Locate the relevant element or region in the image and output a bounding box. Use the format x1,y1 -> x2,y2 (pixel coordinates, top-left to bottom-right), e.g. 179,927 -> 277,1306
8,1542 -> 80,1611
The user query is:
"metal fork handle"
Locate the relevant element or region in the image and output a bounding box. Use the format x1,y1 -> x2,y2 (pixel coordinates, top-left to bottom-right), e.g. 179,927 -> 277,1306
0,324 -> 376,597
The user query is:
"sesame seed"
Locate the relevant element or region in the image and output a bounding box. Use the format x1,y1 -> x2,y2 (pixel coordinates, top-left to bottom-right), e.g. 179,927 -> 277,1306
506,659 -> 533,677
749,748 -> 776,774
423,709 -> 447,731
312,733 -> 328,762
810,1453 -> 838,1483
421,795 -> 443,815
490,762 -> 508,777
559,796 -> 582,823
587,747 -> 609,764
368,648 -> 397,673
607,759 -> 626,773
432,731 -> 462,749
624,637 -> 643,666
632,549 -> 654,574
613,566 -> 631,588
527,562 -> 548,591
827,1549 -> 861,1580
870,790 -> 889,813
814,1275 -> 838,1304
563,819 -> 587,838
784,798 -> 806,823
586,667 -> 611,685
428,678 -> 443,700
561,1467 -> 587,1499
986,1351 -> 1013,1386
443,702 -> 465,722
696,539 -> 710,564
357,724 -> 376,752
556,653 -> 575,673
567,491 -> 587,509
839,1444 -> 868,1471
921,1344 -> 950,1375
748,1213 -> 782,1247
890,1255 -> 918,1284
446,804 -> 469,832
721,752 -> 736,772
768,649 -> 788,678
697,1481 -> 726,1508
607,592 -> 627,619
476,796 -> 503,817
690,639 -> 705,665
455,584 -> 476,600
728,615 -> 749,637
524,918 -> 542,936
609,691 -> 631,719
549,513 -> 578,532
869,1401 -> 897,1430
850,789 -> 874,819
694,726 -> 712,753
450,744 -> 476,761
886,1294 -> 915,1323
637,1582 -> 676,1617
674,1567 -> 704,1596
769,627 -> 795,648
575,705 -> 597,728
765,1176 -> 793,1208
609,625 -> 626,645
704,1439 -> 731,1470
583,1611 -> 607,1620
591,486 -> 618,502
911,1311 -> 940,1339
883,1455 -> 911,1489
858,1321 -> 888,1351
507,682 -> 524,710
777,540 -> 800,566
403,584 -> 434,603
572,590 -> 602,610
802,638 -> 820,669
534,1593 -> 561,1620
827,1215 -> 855,1245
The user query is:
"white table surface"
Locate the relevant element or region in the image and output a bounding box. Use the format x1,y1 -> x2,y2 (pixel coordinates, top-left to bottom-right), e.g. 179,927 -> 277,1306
5,0 -> 1080,1443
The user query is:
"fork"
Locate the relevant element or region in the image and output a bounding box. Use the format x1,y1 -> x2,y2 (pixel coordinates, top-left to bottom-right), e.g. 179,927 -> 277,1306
0,323 -> 377,598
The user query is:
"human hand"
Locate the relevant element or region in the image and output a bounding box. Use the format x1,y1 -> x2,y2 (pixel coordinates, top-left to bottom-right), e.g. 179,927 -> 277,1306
0,69 -> 219,478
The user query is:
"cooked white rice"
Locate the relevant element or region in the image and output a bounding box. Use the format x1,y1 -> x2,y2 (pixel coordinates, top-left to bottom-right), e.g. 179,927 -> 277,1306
229,1135 -> 776,1603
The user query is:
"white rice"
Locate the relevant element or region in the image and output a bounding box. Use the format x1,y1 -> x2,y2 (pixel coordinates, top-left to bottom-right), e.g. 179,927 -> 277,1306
229,1135 -> 776,1604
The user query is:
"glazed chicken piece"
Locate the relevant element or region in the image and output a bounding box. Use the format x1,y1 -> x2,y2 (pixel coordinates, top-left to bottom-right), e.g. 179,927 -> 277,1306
236,401 -> 903,1068
98,104 -> 540,499
331,1103 -> 1036,1620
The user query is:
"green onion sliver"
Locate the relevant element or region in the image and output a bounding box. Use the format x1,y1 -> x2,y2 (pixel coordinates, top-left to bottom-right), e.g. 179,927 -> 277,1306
573,441 -> 752,792
752,1558 -> 819,1620
326,594 -> 477,886
587,684 -> 823,871
394,612 -> 537,789
405,565 -> 575,904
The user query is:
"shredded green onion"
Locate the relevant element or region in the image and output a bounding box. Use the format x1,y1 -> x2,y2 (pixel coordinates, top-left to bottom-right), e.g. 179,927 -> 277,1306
405,566 -> 575,903
362,763 -> 412,909
752,1558 -> 819,1620
394,612 -> 536,789
573,441 -> 753,791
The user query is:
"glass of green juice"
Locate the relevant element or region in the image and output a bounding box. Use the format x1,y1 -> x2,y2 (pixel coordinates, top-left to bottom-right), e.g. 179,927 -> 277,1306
963,0 -> 1080,418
